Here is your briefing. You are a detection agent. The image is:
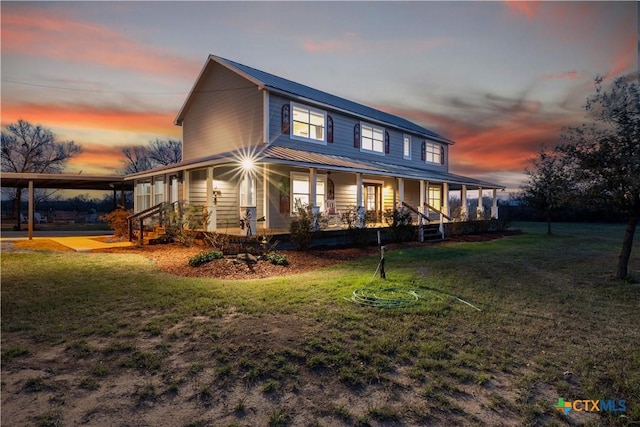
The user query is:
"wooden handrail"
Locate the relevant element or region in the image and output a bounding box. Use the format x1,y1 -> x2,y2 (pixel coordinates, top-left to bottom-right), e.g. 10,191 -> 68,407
401,201 -> 453,222
423,202 -> 453,221
127,202 -> 167,243
401,202 -> 430,222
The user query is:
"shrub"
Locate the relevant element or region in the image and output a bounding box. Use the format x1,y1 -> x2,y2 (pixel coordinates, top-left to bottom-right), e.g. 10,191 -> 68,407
384,206 -> 414,243
163,203 -> 210,247
101,206 -> 130,239
189,250 -> 224,267
289,202 -> 315,251
267,252 -> 289,266
342,206 -> 369,248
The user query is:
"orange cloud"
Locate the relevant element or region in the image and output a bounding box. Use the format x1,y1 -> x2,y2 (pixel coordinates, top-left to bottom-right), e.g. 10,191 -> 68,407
1,7 -> 201,79
1,101 -> 180,136
380,102 -> 572,179
67,144 -> 128,175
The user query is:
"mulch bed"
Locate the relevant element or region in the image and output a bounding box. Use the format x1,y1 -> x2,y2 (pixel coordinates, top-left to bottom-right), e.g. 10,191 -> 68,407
92,230 -> 522,280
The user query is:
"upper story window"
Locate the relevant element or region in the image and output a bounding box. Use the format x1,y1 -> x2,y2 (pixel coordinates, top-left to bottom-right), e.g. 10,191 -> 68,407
425,141 -> 443,164
360,123 -> 385,154
403,135 -> 411,160
291,102 -> 326,143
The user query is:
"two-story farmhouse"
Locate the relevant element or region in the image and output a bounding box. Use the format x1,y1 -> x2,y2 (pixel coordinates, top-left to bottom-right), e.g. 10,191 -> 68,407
125,55 -> 502,234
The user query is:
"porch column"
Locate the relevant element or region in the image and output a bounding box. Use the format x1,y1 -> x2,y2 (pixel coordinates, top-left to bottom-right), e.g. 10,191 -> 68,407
28,180 -> 34,240
419,180 -> 427,225
355,173 -> 364,227
442,182 -> 450,218
477,187 -> 484,219
461,185 -> 467,219
491,189 -> 499,219
425,180 -> 430,216
164,175 -> 170,205
206,167 -> 216,231
263,164 -> 270,229
183,171 -> 190,206
309,167 -> 317,208
309,168 -> 318,229
397,178 -> 405,207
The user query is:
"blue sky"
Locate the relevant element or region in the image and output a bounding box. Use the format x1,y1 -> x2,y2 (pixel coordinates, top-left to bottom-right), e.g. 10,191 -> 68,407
2,1 -> 637,193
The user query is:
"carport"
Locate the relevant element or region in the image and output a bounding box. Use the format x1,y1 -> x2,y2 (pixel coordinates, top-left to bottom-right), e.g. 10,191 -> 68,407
1,172 -> 133,240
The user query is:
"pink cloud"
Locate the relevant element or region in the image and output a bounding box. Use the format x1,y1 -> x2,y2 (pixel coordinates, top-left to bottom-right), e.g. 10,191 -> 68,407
502,0 -> 541,19
302,39 -> 351,53
1,7 -> 201,79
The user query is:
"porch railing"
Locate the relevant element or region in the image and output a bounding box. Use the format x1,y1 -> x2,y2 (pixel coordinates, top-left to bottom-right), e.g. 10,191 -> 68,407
401,201 -> 451,241
127,201 -> 181,243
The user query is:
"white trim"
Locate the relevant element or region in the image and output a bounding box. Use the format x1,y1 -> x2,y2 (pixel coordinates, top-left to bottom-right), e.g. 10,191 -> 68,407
290,171 -> 326,213
403,134 -> 412,160
263,91 -> 270,144
360,122 -> 385,156
290,101 -> 327,145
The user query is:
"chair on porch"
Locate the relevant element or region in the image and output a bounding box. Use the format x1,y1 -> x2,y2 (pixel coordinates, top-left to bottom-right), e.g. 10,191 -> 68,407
324,200 -> 341,227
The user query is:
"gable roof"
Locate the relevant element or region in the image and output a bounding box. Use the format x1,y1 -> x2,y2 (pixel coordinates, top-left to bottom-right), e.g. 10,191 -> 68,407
175,55 -> 453,144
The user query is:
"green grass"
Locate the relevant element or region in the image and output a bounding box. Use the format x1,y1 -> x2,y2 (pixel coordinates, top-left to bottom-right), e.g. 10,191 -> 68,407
2,222 -> 639,425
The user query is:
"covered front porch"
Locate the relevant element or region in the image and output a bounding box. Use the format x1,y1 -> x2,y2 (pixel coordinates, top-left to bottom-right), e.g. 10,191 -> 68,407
127,146 -> 503,242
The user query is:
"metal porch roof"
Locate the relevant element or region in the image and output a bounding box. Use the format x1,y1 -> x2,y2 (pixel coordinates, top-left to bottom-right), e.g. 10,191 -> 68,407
124,145 -> 502,190
1,172 -> 132,191
260,146 -> 503,190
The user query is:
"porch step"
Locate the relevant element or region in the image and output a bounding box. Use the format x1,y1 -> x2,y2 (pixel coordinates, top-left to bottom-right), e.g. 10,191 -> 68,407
421,224 -> 444,242
135,225 -> 169,245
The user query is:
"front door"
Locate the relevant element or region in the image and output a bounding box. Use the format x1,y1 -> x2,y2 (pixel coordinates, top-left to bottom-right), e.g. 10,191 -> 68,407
364,184 -> 382,223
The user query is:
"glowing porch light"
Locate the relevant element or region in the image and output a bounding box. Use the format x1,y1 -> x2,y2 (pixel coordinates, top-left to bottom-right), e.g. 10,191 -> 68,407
241,157 -> 255,171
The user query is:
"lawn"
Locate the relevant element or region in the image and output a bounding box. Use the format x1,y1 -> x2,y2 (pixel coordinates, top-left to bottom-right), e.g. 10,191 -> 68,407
2,222 -> 639,426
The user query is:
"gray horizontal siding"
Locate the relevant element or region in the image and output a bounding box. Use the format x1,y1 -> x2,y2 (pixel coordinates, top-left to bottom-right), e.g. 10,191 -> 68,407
268,94 -> 449,176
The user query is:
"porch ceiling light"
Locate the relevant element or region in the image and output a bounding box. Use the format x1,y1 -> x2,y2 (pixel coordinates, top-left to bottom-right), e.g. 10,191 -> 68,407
241,157 -> 255,171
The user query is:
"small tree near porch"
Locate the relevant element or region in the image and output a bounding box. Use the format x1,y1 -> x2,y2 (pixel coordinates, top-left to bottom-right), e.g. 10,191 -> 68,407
519,145 -> 575,235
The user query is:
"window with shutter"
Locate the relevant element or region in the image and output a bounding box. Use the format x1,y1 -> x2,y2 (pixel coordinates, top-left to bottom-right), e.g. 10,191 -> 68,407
354,124 -> 360,148
384,131 -> 390,154
281,105 -> 290,134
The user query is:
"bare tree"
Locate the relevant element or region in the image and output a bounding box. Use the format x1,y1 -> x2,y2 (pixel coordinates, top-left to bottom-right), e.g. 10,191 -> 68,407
1,119 -> 82,230
121,146 -> 153,174
121,139 -> 182,173
148,138 -> 182,166
558,75 -> 640,279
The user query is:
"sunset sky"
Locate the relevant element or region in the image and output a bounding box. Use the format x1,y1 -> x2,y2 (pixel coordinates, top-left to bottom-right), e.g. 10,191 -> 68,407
1,1 -> 637,193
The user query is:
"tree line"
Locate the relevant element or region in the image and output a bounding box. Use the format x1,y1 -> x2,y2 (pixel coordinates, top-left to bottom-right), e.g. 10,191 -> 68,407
519,75 -> 639,279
